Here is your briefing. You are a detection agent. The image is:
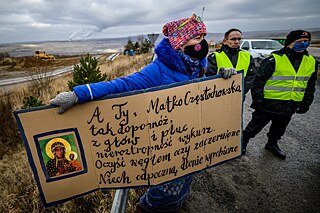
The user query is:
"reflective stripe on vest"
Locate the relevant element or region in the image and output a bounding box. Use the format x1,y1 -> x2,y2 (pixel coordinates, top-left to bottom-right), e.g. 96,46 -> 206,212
263,54 -> 315,101
215,51 -> 250,76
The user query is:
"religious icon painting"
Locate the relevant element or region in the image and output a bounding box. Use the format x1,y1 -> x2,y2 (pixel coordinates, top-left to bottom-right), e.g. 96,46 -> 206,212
34,128 -> 88,182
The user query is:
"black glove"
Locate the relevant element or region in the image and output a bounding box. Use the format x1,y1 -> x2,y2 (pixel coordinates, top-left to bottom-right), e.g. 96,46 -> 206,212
218,67 -> 237,79
296,104 -> 309,114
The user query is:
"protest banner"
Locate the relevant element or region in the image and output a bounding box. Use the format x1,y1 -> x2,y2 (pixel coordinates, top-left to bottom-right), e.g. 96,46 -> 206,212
14,73 -> 243,207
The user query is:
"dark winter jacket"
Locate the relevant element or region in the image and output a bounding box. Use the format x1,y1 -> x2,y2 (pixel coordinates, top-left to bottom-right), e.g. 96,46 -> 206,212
206,44 -> 256,94
74,38 -> 205,103
251,47 -> 318,115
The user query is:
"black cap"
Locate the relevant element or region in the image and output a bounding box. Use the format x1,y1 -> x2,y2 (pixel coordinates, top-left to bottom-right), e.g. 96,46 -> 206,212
285,30 -> 311,46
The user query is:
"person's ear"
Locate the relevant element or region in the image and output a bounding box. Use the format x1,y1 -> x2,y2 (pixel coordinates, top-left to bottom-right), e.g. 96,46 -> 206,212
223,38 -> 227,44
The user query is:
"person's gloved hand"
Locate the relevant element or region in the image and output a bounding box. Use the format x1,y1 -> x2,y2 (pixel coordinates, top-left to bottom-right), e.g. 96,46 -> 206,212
296,104 -> 309,114
50,91 -> 78,114
218,67 -> 237,79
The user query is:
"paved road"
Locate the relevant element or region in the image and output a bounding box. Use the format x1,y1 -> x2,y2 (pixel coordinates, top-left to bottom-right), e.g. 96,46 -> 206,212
308,47 -> 320,60
0,54 -> 119,88
185,82 -> 320,213
0,66 -> 73,87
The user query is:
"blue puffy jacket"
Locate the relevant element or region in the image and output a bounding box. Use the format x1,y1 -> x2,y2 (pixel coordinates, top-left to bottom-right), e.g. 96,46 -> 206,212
74,38 -> 205,212
74,38 -> 203,103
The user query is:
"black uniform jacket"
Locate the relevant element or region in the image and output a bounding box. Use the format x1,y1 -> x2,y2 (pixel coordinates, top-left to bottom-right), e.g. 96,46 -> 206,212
251,47 -> 318,116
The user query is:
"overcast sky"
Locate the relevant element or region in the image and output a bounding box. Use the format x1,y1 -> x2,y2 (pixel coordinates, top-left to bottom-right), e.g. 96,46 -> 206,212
0,0 -> 319,43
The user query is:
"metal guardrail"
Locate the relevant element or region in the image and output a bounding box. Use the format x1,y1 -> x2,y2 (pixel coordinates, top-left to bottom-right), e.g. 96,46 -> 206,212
110,189 -> 129,213
107,53 -> 120,61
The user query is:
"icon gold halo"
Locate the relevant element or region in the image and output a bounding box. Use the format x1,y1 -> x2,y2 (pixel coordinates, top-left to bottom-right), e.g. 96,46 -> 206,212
45,138 -> 71,159
66,151 -> 78,161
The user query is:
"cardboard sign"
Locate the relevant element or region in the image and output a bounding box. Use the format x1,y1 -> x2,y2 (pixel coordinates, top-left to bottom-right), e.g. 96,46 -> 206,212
14,73 -> 243,207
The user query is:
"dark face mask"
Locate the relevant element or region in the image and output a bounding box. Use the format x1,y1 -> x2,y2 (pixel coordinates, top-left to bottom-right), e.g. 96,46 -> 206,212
184,39 -> 209,60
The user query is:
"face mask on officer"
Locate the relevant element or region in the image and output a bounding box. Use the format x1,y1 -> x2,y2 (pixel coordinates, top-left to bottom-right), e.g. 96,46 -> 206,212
292,41 -> 310,51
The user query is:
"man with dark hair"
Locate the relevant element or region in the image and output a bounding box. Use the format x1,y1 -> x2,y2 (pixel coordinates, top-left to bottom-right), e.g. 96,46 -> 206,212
206,28 -> 256,94
242,30 -> 318,159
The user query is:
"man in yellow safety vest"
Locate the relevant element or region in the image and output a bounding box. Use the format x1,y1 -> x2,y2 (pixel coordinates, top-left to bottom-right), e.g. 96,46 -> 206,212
206,28 -> 256,94
242,30 -> 318,159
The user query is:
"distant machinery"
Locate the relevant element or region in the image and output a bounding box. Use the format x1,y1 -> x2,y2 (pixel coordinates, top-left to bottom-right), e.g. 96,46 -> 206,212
34,50 -> 55,60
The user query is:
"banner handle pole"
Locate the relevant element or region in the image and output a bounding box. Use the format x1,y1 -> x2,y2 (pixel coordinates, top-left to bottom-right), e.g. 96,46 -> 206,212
110,189 -> 129,213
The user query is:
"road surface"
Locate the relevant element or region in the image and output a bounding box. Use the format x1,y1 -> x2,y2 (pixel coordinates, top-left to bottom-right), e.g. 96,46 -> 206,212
0,54 -> 120,90
184,82 -> 320,213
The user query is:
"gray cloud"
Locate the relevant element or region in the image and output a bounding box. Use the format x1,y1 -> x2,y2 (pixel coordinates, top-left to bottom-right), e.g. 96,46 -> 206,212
0,0 -> 319,43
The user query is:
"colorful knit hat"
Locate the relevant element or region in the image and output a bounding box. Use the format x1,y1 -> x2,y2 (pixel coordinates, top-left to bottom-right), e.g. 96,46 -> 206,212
162,13 -> 207,50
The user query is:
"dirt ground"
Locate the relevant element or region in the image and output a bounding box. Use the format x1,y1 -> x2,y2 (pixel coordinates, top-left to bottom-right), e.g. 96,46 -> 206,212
183,84 -> 320,213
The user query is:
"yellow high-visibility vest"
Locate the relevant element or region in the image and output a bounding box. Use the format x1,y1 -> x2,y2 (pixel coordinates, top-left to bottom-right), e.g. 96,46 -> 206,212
215,51 -> 251,76
264,54 -> 316,101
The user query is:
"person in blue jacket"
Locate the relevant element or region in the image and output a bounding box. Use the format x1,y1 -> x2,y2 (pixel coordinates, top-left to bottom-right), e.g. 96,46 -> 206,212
51,13 -> 236,213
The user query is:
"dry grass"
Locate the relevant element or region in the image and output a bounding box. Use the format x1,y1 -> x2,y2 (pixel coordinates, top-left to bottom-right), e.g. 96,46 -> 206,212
0,148 -> 39,212
0,94 -> 22,158
0,53 -> 152,212
0,148 -> 118,212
